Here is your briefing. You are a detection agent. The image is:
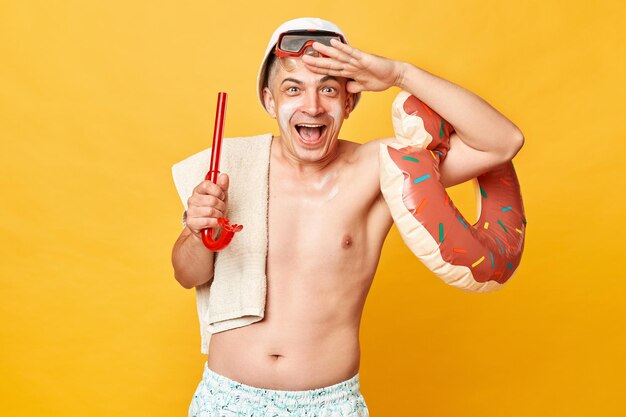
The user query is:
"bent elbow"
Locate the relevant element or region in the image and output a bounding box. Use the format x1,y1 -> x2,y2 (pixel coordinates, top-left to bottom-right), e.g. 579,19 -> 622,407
173,271 -> 195,289
174,270 -> 213,289
507,130 -> 525,159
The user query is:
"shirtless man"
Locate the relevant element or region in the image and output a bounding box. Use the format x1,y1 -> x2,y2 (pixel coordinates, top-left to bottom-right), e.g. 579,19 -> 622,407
172,17 -> 523,416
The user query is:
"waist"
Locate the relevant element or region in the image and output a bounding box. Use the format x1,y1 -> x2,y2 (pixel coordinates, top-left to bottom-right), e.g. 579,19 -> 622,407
207,322 -> 361,390
201,361 -> 362,408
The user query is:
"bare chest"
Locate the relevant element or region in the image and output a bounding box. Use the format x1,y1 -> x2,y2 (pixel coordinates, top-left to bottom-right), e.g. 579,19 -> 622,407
267,164 -> 376,265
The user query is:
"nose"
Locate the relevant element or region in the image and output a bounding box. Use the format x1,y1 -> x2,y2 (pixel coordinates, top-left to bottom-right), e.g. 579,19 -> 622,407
301,89 -> 324,117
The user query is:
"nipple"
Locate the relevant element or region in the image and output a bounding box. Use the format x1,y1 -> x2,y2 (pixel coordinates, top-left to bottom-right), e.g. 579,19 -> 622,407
342,234 -> 353,249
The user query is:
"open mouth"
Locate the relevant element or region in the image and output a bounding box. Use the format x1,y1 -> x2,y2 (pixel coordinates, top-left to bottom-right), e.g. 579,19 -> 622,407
295,123 -> 327,145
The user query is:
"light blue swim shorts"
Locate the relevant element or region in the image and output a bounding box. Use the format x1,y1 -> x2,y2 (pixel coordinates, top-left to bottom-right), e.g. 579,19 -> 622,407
189,362 -> 369,417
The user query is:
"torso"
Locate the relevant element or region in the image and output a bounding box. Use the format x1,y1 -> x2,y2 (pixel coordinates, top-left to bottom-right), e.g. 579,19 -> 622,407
207,137 -> 393,390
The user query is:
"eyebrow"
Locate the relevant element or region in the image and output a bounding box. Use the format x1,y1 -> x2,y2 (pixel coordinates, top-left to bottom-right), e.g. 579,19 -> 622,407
319,75 -> 340,84
280,75 -> 342,87
280,77 -> 303,86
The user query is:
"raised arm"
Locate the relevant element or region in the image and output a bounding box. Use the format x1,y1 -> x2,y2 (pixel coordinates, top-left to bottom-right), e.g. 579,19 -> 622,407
394,63 -> 524,187
304,40 -> 527,292
303,39 -> 524,188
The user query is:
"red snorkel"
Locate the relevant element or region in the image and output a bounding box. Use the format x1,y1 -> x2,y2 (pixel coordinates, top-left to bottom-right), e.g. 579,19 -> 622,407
201,92 -> 243,251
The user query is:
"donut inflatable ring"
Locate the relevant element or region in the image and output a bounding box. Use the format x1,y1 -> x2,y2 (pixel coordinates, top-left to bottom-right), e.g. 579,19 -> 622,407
379,91 -> 526,292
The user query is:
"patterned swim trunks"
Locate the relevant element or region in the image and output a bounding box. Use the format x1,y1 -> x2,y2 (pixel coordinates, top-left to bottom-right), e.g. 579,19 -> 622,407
188,362 -> 370,417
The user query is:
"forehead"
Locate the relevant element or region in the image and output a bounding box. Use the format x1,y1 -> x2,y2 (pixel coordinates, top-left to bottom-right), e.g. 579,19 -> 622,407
271,58 -> 347,87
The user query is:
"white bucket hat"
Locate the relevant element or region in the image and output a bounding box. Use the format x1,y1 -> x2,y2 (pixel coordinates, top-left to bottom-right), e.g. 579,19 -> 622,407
256,17 -> 361,113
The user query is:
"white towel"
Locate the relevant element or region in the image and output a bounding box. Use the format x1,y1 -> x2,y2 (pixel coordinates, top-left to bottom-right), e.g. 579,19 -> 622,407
172,133 -> 273,354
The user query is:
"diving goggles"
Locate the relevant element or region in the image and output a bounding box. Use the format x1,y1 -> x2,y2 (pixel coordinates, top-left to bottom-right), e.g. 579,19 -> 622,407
275,29 -> 347,58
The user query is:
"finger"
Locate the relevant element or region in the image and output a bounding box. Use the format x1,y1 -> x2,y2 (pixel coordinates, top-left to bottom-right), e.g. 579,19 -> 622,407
216,173 -> 229,202
311,41 -> 354,63
194,180 -> 224,198
346,80 -> 364,94
188,205 -> 225,219
303,64 -> 346,77
190,194 -> 226,212
189,192 -> 226,211
217,173 -> 229,192
329,38 -> 364,61
194,180 -> 226,200
188,217 -> 220,231
309,43 -> 362,72
301,55 -> 347,76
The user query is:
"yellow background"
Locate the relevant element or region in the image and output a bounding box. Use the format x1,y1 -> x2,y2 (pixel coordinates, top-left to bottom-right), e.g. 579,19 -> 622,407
1,0 -> 624,415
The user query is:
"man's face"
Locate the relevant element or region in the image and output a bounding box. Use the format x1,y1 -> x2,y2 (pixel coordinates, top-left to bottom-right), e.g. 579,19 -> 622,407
263,57 -> 354,165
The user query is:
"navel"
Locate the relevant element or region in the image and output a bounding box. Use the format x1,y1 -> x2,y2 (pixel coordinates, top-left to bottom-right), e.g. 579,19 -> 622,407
342,234 -> 353,249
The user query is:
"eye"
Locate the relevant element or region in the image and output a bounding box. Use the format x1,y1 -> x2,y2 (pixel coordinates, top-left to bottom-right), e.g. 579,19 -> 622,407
321,85 -> 340,97
286,86 -> 300,94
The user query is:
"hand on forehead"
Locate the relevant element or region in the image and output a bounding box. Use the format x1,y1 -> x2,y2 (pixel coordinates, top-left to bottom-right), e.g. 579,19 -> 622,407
267,52 -> 349,92
258,18 -> 360,110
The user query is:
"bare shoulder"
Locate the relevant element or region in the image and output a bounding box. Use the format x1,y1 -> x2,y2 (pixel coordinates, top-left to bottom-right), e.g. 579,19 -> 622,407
340,137 -> 396,163
340,139 -> 394,232
336,137 -> 393,203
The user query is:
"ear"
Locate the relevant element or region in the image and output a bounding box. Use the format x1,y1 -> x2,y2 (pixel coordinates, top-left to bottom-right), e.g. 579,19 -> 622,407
263,87 -> 277,118
344,92 -> 356,120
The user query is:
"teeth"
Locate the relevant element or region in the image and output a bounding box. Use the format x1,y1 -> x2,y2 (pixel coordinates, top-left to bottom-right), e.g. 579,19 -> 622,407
297,124 -> 324,128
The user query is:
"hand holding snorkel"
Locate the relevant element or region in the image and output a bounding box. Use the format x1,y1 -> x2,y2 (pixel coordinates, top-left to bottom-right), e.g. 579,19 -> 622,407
201,92 -> 243,251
